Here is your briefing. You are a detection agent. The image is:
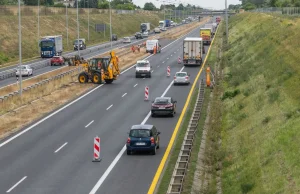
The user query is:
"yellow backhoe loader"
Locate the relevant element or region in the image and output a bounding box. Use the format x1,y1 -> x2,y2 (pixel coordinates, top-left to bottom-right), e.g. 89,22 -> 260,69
78,51 -> 120,84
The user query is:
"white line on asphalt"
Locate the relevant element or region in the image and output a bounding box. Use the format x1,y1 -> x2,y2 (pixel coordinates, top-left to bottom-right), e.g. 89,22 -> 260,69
6,176 -> 27,193
89,66 -> 185,194
85,120 -> 94,128
157,65 -> 160,68
162,61 -> 165,63
167,58 -> 169,59
54,142 -> 68,153
143,78 -> 145,79
106,104 -> 113,110
134,84 -> 138,87
174,51 -> 176,53
171,55 -> 173,56
122,93 -> 127,97
0,24 -> 201,148
151,70 -> 154,73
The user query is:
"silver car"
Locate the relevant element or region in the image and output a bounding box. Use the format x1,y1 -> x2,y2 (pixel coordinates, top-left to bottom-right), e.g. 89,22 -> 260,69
174,72 -> 190,85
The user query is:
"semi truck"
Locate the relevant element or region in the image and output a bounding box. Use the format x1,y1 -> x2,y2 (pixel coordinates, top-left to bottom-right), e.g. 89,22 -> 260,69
140,23 -> 151,33
39,35 -> 63,58
183,37 -> 204,66
165,19 -> 171,27
200,28 -> 212,45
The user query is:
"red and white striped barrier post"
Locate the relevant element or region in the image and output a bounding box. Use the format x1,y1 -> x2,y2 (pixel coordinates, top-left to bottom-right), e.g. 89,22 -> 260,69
92,136 -> 101,162
145,86 -> 149,101
167,66 -> 170,77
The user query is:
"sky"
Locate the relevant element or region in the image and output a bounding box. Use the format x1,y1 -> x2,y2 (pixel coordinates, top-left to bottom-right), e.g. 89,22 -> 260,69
132,0 -> 241,10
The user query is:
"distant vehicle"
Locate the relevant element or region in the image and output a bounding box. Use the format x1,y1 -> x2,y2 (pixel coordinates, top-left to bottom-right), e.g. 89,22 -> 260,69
204,23 -> 216,36
146,39 -> 161,54
111,34 -> 118,41
126,124 -> 160,155
161,27 -> 167,31
135,60 -> 151,78
123,37 -> 131,43
16,65 -> 33,77
135,32 -> 143,39
200,28 -> 212,45
142,31 -> 149,38
165,19 -> 171,27
183,37 -> 204,66
159,20 -> 165,28
174,72 -> 190,85
39,35 -> 63,58
140,23 -> 151,33
151,97 -> 177,117
215,16 -> 221,24
73,38 -> 86,50
154,27 -> 161,33
51,56 -> 65,66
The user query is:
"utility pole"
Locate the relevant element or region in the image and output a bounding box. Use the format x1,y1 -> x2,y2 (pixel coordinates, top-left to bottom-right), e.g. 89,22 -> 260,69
225,0 -> 228,41
38,0 -> 40,54
88,0 -> 90,41
66,4 -> 69,47
76,0 -> 80,57
109,0 -> 112,50
18,0 -> 22,98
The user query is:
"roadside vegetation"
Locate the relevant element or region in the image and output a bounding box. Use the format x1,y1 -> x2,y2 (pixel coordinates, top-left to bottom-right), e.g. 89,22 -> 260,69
0,11 -> 162,66
219,12 -> 300,193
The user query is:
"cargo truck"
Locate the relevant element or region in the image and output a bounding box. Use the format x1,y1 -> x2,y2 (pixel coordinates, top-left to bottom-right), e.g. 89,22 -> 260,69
183,37 -> 204,66
140,23 -> 151,33
165,19 -> 171,27
39,35 -> 63,58
200,28 -> 212,45
204,23 -> 216,36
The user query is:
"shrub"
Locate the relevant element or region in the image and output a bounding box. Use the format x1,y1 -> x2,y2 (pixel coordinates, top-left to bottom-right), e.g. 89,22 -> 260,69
221,89 -> 240,101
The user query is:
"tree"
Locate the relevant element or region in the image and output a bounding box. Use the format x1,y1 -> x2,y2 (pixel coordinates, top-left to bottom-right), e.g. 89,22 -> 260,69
98,0 -> 109,9
177,3 -> 184,10
144,2 -> 157,10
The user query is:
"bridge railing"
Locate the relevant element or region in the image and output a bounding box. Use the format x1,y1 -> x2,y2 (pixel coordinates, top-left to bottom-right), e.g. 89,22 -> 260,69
250,7 -> 300,15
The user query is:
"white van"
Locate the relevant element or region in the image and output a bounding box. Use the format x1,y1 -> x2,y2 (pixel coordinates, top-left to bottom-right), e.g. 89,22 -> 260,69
146,39 -> 161,54
135,60 -> 152,78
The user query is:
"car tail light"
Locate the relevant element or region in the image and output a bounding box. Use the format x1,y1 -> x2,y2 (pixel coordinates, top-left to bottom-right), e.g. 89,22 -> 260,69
165,104 -> 173,108
127,138 -> 130,144
185,76 -> 189,79
150,137 -> 155,144
174,76 -> 176,79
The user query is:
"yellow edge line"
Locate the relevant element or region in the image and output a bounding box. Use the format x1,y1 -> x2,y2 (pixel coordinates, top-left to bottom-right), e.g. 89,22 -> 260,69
147,22 -> 221,194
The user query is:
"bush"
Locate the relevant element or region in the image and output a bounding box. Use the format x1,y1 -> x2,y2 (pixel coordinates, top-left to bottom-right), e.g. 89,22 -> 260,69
221,89 -> 240,101
53,3 -> 65,7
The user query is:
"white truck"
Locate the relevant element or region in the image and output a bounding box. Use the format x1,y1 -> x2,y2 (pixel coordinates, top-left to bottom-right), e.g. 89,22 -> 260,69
204,23 -> 216,36
159,20 -> 165,28
146,39 -> 161,54
141,23 -> 151,33
183,37 -> 204,66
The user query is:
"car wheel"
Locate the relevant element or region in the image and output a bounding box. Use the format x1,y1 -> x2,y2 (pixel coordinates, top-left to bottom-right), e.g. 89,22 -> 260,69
148,74 -> 151,78
170,111 -> 174,117
152,146 -> 156,155
127,150 -> 131,155
135,75 -> 139,78
151,113 -> 155,117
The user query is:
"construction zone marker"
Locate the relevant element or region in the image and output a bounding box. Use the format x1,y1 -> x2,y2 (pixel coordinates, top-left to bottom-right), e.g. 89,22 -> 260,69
93,136 -> 102,162
145,86 -> 149,101
206,67 -> 211,87
167,66 -> 170,77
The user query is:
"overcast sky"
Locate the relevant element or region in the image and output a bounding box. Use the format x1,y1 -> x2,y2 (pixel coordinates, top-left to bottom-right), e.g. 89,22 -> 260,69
132,0 -> 241,10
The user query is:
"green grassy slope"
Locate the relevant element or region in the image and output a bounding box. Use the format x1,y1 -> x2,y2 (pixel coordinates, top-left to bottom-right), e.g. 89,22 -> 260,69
221,13 -> 300,193
0,12 -> 163,66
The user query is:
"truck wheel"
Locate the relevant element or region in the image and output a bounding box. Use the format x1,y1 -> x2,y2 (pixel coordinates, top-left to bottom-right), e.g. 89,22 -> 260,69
92,72 -> 102,84
105,79 -> 113,84
78,72 -> 88,83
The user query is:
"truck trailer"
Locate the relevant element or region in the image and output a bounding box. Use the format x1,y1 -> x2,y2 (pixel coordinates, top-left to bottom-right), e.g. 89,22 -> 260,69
183,37 -> 204,66
200,28 -> 212,45
39,35 -> 63,58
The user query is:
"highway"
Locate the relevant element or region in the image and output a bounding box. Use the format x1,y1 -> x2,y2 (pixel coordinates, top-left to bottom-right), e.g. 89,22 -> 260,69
0,23 -> 208,194
0,23 -> 187,89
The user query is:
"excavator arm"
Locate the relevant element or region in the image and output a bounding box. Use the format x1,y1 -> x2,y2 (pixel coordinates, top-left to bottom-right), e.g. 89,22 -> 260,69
109,51 -> 120,79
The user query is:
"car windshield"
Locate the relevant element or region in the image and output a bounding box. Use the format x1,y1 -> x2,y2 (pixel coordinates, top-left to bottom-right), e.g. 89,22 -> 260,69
129,129 -> 150,138
137,62 -> 149,67
74,40 -> 83,45
20,66 -> 27,69
154,98 -> 169,104
176,73 -> 187,77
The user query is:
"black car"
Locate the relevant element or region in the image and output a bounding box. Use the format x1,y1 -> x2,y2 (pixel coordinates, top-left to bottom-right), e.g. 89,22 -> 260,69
151,97 -> 177,117
111,34 -> 118,41
126,124 -> 160,155
135,32 -> 143,39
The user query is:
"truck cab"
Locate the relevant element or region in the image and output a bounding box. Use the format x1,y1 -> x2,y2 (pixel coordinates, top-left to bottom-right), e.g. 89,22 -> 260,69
159,21 -> 165,29
39,35 -> 63,58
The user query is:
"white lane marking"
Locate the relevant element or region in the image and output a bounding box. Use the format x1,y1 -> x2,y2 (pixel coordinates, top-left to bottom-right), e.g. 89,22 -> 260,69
54,142 -> 68,153
171,55 -> 173,56
167,58 -> 169,59
85,120 -> 94,128
6,176 -> 27,193
122,93 -> 127,97
151,70 -> 154,73
157,65 -> 160,68
174,51 -> 176,53
88,66 -> 185,194
0,24 -> 200,148
134,84 -> 138,87
162,61 -> 165,63
143,78 -> 145,80
106,104 -> 113,110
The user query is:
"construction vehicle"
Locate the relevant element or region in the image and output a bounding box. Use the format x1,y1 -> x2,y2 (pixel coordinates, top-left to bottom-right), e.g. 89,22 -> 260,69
64,55 -> 88,67
78,51 -> 120,84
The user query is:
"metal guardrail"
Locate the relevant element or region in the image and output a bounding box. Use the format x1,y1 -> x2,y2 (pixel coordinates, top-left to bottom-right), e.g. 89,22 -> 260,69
167,79 -> 205,194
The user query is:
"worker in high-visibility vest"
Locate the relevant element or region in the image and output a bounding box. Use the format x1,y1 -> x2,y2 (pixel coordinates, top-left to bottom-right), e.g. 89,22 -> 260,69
153,45 -> 157,54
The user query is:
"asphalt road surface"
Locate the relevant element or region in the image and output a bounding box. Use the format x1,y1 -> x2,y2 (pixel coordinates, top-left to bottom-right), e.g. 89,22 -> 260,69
0,23 -> 208,194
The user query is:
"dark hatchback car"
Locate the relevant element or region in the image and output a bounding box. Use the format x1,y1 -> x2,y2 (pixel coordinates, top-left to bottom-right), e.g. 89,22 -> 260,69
111,34 -> 118,41
135,32 -> 143,39
126,124 -> 160,155
151,97 -> 177,117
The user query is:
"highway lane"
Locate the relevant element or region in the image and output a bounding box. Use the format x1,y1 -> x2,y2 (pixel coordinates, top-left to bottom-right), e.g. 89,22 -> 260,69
0,24 -> 206,194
